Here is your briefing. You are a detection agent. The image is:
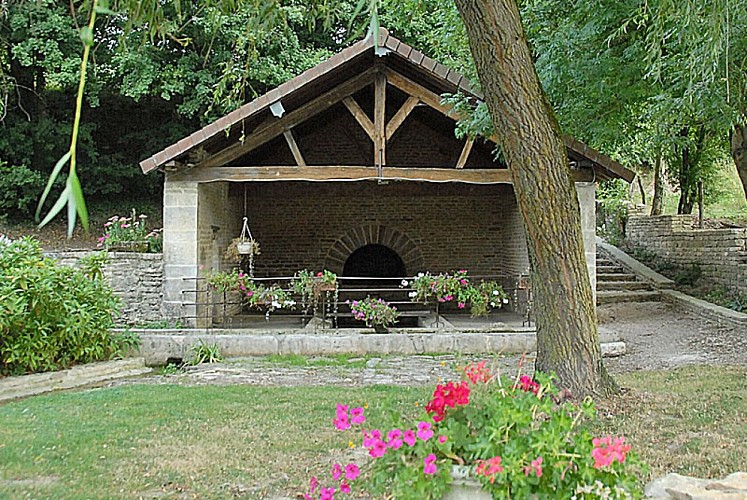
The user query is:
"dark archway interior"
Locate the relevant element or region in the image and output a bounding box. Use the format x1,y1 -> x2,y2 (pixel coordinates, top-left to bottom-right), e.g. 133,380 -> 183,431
343,244 -> 406,278
340,244 -> 416,327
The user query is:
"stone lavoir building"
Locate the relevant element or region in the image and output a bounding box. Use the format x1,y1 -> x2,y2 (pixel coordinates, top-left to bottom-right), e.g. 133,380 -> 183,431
140,28 -> 634,326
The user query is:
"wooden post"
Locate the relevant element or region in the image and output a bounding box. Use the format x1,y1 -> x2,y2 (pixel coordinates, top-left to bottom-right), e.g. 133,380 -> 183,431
374,72 -> 387,169
283,130 -> 306,167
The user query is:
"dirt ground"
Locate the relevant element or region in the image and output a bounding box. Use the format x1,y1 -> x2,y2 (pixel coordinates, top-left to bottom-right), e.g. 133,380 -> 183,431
598,301 -> 747,373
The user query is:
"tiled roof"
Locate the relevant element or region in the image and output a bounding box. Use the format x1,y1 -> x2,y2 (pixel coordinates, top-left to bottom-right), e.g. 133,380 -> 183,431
140,27 -> 634,183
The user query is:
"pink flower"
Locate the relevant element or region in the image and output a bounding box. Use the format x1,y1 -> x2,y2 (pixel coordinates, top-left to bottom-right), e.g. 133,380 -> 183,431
423,453 -> 437,475
592,436 -> 631,469
332,463 -> 342,481
350,407 -> 365,425
345,463 -> 360,481
524,456 -> 543,477
476,456 -> 504,484
303,476 -> 318,500
369,439 -> 387,458
458,302 -> 466,309
387,429 -> 403,450
438,435 -> 448,444
320,487 -> 335,500
403,429 -> 417,447
339,481 -> 351,494
417,421 -> 433,441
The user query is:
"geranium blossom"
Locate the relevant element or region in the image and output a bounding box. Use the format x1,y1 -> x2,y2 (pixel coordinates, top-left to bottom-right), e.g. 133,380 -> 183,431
423,453 -> 437,475
592,436 -> 631,469
416,421 -> 434,441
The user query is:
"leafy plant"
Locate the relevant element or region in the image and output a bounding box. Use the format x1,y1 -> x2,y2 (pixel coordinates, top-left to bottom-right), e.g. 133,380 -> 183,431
112,330 -> 142,356
291,269 -> 338,315
347,297 -> 400,329
405,270 -> 509,317
597,179 -> 631,246
673,264 -> 702,287
0,161 -> 45,219
188,340 -> 223,365
78,250 -> 110,280
207,269 -> 296,318
97,209 -> 161,252
704,286 -> 747,313
312,361 -> 646,499
0,237 -> 121,375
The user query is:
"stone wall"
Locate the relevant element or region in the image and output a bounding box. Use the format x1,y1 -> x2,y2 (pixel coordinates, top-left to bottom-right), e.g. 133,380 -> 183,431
627,215 -> 747,293
50,251 -> 163,325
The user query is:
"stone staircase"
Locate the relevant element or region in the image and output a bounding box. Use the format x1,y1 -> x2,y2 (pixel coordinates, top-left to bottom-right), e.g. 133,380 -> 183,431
596,249 -> 661,305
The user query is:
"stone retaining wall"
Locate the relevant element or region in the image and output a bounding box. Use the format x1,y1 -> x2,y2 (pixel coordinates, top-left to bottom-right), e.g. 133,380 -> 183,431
626,215 -> 747,294
48,251 -> 164,325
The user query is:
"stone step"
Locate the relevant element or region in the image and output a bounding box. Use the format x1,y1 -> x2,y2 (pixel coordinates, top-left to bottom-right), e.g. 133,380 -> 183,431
596,272 -> 638,282
597,281 -> 653,292
597,264 -> 625,273
596,290 -> 661,305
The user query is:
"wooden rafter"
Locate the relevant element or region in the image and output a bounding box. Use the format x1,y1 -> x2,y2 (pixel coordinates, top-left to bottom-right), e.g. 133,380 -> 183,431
171,165 -> 513,184
342,97 -> 374,139
283,130 -> 306,167
386,96 -> 419,140
197,69 -> 376,168
456,138 -> 474,169
374,72 -> 387,167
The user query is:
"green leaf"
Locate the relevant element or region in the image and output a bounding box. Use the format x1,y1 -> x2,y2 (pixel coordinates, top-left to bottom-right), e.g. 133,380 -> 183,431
67,170 -> 89,233
36,151 -> 71,222
38,185 -> 70,229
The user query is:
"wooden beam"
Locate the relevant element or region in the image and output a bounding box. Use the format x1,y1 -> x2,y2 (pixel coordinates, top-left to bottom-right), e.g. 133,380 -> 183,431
283,130 -> 306,167
384,68 -> 501,145
172,166 -> 514,184
374,72 -> 387,167
342,97 -> 374,140
198,69 -> 376,168
386,96 -> 419,140
456,138 -> 474,169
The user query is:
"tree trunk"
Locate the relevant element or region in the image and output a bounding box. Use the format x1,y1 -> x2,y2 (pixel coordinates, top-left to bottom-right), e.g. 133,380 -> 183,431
455,0 -> 618,398
650,152 -> 664,216
677,142 -> 695,214
732,125 -> 747,202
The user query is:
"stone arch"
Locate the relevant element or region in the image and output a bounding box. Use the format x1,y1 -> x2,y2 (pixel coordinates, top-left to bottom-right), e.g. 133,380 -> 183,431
324,224 -> 424,277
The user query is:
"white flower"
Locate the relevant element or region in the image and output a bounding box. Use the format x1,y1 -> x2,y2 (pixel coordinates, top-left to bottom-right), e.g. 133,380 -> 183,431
401,279 -> 409,287
492,290 -> 500,295
490,302 -> 496,307
417,272 -> 425,278
502,298 -> 509,304
408,291 -> 418,298
271,300 -> 282,309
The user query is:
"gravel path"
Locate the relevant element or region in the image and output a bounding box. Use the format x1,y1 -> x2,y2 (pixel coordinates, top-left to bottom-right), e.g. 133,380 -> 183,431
130,300 -> 746,387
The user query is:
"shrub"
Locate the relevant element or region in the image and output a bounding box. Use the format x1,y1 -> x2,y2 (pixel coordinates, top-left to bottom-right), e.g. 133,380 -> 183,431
0,160 -> 46,219
0,237 -> 121,376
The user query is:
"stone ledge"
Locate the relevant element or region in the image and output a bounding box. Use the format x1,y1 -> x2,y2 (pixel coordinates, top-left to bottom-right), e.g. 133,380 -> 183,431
662,290 -> 747,329
0,358 -> 152,403
137,333 -> 624,365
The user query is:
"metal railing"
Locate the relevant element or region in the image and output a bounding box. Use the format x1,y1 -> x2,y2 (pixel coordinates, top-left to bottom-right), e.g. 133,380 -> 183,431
179,273 -> 532,329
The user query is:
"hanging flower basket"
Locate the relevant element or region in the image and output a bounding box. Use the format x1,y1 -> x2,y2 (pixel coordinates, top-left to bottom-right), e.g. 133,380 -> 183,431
236,240 -> 259,255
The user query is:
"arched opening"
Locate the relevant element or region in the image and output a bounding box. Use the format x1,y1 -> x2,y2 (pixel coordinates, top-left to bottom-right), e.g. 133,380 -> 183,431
342,244 -> 406,278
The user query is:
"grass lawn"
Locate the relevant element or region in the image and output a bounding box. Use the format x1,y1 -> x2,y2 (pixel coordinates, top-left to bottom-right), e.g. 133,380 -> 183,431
0,365 -> 745,499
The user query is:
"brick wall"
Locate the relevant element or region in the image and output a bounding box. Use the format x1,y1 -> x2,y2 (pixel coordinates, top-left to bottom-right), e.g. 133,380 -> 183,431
627,215 -> 747,293
222,181 -> 529,283
50,251 -> 163,325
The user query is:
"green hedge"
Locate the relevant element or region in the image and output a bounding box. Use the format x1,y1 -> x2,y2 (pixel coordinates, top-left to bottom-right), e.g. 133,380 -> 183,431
0,237 -> 121,376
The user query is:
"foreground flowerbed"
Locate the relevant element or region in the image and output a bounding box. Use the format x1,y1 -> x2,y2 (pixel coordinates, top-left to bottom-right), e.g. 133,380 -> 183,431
307,361 -> 646,499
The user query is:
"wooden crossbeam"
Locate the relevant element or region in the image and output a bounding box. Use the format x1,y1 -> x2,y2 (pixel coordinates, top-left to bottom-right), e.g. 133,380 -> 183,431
283,130 -> 306,167
342,97 -> 374,140
172,166 -> 514,184
456,138 -> 474,169
386,96 -> 419,140
197,69 -> 376,168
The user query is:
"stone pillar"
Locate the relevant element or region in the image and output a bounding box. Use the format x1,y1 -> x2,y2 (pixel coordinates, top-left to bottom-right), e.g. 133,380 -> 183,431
162,178 -> 199,326
576,182 -> 597,301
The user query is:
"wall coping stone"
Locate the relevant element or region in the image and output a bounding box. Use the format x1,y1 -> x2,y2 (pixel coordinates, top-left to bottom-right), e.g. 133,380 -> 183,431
0,358 -> 152,402
596,237 -> 675,289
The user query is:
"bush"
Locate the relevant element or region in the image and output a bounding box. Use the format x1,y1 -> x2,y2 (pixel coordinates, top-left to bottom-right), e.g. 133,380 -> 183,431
0,237 -> 121,376
0,160 -> 46,219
